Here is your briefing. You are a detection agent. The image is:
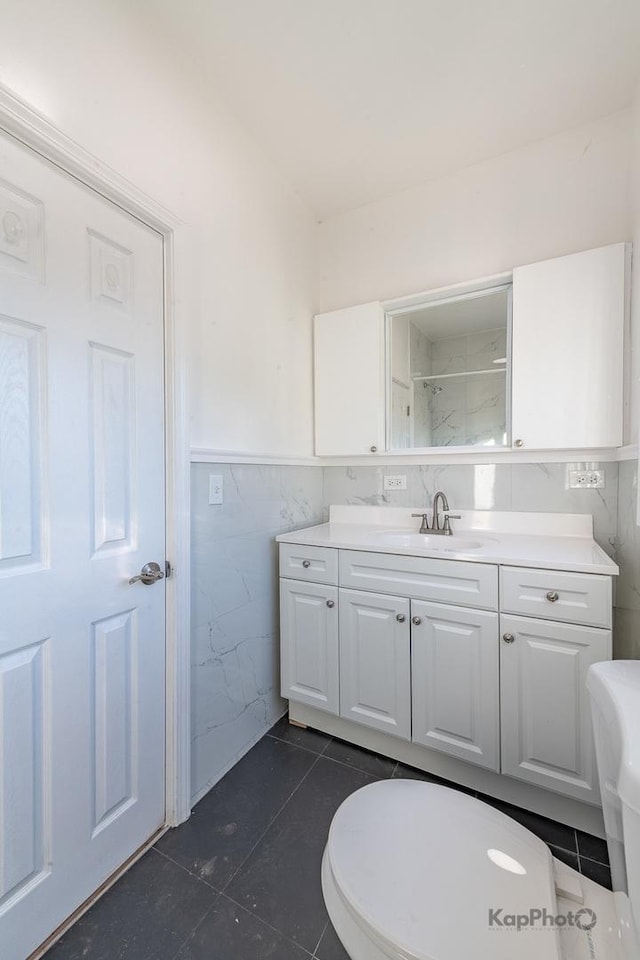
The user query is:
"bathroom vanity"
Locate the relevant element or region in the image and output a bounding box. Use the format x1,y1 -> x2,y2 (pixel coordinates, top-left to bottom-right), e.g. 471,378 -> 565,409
277,506 -> 618,833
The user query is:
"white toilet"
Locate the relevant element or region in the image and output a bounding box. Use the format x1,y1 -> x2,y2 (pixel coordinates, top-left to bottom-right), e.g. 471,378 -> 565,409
322,660 -> 640,960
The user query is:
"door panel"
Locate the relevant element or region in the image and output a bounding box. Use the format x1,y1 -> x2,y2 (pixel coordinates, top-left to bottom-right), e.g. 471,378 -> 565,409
411,601 -> 499,770
0,130 -> 165,960
500,615 -> 610,803
339,588 -> 410,740
280,579 -> 339,714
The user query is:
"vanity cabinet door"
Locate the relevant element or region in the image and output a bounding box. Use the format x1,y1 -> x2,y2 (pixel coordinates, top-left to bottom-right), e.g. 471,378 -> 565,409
500,614 -> 611,804
512,243 -> 626,450
411,601 -> 499,771
339,588 -> 411,740
280,579 -> 339,715
314,302 -> 385,456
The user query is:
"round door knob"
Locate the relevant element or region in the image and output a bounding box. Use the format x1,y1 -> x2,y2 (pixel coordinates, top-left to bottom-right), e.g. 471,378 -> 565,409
546,591 -> 559,603
370,445 -> 378,453
302,560 -> 311,568
503,633 -> 515,643
326,599 -> 335,608
412,616 -> 422,626
514,439 -> 524,448
396,613 -> 406,623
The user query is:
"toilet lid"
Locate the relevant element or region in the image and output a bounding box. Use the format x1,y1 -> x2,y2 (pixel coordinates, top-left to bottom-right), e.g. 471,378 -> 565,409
325,779 -> 562,960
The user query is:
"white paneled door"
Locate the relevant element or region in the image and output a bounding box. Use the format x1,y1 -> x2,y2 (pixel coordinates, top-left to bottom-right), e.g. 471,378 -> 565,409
0,131 -> 166,959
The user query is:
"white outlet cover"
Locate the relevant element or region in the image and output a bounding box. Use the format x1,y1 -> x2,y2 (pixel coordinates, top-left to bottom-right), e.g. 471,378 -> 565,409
383,475 -> 407,490
568,469 -> 604,489
209,474 -> 224,504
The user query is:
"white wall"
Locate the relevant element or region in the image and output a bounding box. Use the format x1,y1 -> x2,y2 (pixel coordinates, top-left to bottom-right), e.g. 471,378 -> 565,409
315,110 -> 632,314
0,0 -> 316,456
630,82 -> 640,445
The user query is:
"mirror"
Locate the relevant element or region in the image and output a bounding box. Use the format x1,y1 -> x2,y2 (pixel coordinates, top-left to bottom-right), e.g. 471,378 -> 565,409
387,284 -> 511,449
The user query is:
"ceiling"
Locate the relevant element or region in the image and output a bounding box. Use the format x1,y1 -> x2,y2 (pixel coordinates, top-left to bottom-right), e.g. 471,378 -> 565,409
140,0 -> 640,219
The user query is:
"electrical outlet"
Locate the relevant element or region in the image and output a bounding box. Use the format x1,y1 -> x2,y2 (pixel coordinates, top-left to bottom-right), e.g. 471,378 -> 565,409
383,475 -> 407,490
569,470 -> 604,489
208,474 -> 223,504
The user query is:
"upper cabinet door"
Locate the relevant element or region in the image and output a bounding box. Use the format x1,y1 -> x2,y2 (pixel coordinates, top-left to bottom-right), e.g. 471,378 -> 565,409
512,243 -> 627,450
314,302 -> 385,456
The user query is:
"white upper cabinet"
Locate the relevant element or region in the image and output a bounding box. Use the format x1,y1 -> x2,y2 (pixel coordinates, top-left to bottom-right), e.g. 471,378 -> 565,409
512,243 -> 627,451
314,302 -> 385,456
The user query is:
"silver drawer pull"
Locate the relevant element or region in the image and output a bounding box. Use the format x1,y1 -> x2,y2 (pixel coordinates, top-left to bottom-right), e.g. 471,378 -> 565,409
503,633 -> 515,643
396,613 -> 406,623
546,591 -> 559,602
302,560 -> 311,568
326,599 -> 335,608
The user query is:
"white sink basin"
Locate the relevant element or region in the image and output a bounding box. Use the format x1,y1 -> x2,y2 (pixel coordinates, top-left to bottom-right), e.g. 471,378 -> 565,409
368,530 -> 487,551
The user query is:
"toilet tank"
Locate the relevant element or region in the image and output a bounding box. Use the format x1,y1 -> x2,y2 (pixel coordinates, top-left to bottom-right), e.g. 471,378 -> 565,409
587,660 -> 640,949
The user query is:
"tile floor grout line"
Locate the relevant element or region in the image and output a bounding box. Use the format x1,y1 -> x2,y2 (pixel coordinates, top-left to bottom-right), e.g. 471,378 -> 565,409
219,890 -> 317,958
311,919 -> 329,957
152,844 -> 223,893
222,752 -> 324,894
266,731 -> 333,759
166,898 -> 221,960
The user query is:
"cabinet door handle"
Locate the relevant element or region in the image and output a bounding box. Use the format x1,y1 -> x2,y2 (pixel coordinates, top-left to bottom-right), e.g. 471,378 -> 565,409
546,591 -> 559,602
503,633 -> 515,643
396,613 -> 406,623
326,599 -> 335,608
412,616 -> 422,626
370,445 -> 378,453
514,439 -> 524,448
302,560 -> 311,568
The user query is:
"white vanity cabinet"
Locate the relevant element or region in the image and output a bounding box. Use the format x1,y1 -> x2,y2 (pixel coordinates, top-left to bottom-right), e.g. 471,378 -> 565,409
411,601 -> 499,770
511,243 -> 627,451
499,566 -> 612,804
339,589 -> 411,739
279,544 -> 340,715
279,540 -> 614,807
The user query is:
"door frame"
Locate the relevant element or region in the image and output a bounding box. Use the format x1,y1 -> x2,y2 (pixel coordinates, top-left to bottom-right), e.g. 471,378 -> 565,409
0,82 -> 192,826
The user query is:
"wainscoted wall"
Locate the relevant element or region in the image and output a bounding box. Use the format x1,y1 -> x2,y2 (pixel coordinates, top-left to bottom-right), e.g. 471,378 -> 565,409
190,462 -> 323,803
191,455 -> 636,806
614,459 -> 640,658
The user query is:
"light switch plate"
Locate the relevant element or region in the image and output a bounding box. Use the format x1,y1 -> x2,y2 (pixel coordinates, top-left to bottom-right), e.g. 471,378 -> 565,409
384,475 -> 407,490
208,474 -> 223,504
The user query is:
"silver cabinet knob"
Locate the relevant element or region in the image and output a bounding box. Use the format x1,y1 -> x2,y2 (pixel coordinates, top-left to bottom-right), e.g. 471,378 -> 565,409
546,591 -> 559,602
370,445 -> 378,453
302,560 -> 311,568
412,616 -> 422,626
129,561 -> 165,586
514,439 -> 524,448
326,599 -> 335,608
503,633 -> 515,643
396,613 -> 406,623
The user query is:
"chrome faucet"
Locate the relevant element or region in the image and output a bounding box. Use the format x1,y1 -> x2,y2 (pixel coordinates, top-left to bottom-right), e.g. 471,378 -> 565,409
413,491 -> 461,535
431,490 -> 461,535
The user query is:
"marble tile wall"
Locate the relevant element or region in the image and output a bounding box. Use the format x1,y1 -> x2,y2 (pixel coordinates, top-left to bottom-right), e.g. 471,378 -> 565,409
427,329 -> 507,446
322,461 -> 618,558
614,459 -> 640,658
190,462 -> 323,803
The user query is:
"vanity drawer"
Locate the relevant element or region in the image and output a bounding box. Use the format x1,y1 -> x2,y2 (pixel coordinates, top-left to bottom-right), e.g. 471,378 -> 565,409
339,550 -> 498,610
279,543 -> 338,585
500,567 -> 612,628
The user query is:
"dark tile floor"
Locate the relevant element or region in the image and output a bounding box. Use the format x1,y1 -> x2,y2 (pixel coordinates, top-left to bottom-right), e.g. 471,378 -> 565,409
46,716 -> 612,960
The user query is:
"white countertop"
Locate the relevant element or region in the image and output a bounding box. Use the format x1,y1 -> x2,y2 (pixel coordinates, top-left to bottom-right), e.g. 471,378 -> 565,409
276,506 -> 618,575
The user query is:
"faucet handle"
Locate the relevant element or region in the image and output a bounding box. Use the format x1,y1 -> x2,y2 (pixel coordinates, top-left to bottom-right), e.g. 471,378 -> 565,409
442,512 -> 461,535
411,512 -> 430,532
